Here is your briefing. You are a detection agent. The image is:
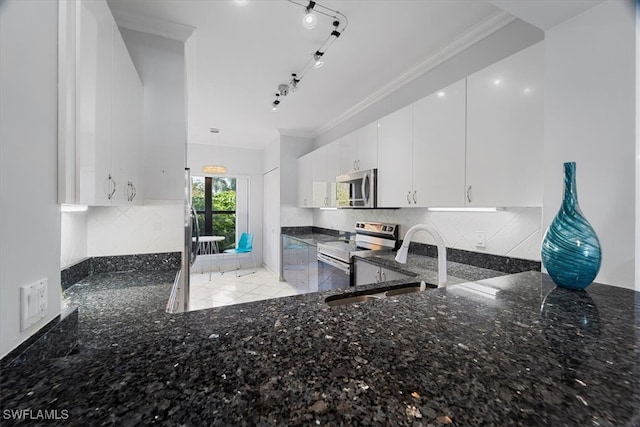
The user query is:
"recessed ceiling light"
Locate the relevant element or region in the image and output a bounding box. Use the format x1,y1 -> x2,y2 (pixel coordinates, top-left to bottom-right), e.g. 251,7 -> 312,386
437,91 -> 446,98
493,79 -> 501,85
233,0 -> 248,6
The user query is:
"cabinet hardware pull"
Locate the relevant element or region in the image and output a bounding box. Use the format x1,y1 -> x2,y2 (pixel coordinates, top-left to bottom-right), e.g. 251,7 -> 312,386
467,185 -> 472,203
381,270 -> 386,282
353,160 -> 357,171
406,191 -> 411,204
413,190 -> 417,204
106,174 -> 117,200
356,160 -> 360,170
131,182 -> 136,201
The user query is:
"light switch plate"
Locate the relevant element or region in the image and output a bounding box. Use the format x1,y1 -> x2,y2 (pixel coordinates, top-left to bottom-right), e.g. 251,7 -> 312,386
20,279 -> 47,331
475,231 -> 486,248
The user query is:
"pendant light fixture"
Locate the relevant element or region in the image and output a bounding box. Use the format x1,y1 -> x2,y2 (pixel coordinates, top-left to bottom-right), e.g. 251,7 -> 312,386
202,128 -> 228,174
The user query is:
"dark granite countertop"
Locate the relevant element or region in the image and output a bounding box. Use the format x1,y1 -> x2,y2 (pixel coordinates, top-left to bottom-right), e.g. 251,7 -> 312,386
1,270 -> 638,426
353,251 -> 508,286
283,232 -> 347,246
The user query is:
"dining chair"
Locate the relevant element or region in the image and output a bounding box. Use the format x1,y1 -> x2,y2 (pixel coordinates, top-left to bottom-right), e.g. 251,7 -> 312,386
223,232 -> 256,277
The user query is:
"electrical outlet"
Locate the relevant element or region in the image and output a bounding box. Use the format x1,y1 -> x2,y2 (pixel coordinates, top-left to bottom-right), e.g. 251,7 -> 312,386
475,231 -> 486,248
20,279 -> 47,331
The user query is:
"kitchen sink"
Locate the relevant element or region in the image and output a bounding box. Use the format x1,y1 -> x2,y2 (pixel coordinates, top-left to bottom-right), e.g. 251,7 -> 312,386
384,285 -> 423,297
325,281 -> 433,306
325,294 -> 381,306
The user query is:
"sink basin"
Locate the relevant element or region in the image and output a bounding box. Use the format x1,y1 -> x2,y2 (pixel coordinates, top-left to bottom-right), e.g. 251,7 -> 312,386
385,285 -> 422,297
325,294 -> 380,306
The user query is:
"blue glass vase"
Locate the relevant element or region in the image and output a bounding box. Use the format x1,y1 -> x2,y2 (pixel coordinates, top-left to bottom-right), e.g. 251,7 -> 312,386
541,162 -> 601,290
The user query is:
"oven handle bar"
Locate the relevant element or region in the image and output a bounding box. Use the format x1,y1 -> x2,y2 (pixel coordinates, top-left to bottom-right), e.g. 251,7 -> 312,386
317,252 -> 351,274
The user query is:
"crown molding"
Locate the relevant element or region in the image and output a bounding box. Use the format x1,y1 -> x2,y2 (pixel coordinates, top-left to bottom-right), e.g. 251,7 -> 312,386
278,128 -> 315,139
313,10 -> 516,138
110,8 -> 195,42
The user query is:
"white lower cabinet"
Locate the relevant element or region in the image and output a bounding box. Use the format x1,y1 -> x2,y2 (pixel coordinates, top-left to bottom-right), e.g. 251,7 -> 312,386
354,259 -> 412,286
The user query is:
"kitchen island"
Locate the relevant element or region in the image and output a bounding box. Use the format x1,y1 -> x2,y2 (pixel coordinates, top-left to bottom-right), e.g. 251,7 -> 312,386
0,263 -> 638,425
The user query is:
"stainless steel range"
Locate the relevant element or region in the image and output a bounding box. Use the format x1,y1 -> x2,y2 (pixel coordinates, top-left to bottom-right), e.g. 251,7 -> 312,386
316,221 -> 399,290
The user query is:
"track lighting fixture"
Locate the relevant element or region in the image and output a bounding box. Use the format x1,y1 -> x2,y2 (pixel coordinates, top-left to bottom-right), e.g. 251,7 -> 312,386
271,1 -> 348,110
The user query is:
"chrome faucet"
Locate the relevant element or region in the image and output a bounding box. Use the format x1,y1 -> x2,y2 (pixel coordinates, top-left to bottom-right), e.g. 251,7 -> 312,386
395,224 -> 447,288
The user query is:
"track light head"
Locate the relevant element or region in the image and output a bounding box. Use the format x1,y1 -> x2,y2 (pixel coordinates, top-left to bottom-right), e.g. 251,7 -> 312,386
313,51 -> 325,69
302,1 -> 317,29
272,94 -> 280,112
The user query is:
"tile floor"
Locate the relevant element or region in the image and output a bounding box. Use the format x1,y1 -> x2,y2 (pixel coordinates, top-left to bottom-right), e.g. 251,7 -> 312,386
189,266 -> 299,311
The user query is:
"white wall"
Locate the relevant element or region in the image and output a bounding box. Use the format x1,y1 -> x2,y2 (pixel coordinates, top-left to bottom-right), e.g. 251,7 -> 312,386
120,28 -> 186,203
187,144 -> 264,265
314,208 -> 542,261
61,211 -> 88,268
544,0 -> 636,290
0,0 -> 62,358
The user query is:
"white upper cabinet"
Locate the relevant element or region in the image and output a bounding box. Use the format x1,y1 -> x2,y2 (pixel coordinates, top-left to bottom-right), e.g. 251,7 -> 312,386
312,145 -> 328,207
76,0 -> 113,205
377,105 -> 413,207
111,29 -> 143,205
297,152 -> 313,208
339,122 -> 378,174
355,122 -> 378,172
339,132 -> 356,174
64,0 -> 143,206
466,42 -> 544,207
412,79 -> 466,207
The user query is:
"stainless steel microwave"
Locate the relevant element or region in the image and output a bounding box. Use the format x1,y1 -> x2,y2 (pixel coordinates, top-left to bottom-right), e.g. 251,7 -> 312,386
336,169 -> 377,208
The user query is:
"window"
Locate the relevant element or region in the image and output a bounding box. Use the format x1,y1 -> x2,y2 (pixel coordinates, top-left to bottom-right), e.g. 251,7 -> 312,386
192,176 -> 236,251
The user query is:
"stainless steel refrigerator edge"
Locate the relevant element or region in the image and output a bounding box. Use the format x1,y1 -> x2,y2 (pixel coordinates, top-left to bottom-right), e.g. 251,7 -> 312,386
167,168 -> 199,313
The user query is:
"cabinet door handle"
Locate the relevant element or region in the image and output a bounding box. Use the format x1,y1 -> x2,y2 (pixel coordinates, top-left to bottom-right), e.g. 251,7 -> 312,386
406,191 -> 411,204
375,269 -> 380,283
466,185 -> 472,203
106,174 -> 117,200
381,270 -> 386,282
413,190 -> 417,204
131,182 -> 137,201
353,160 -> 357,171
356,160 -> 360,170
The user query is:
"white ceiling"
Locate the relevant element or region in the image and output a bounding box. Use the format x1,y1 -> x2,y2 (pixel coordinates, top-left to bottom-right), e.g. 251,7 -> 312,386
488,0 -> 604,30
105,0 -> 597,150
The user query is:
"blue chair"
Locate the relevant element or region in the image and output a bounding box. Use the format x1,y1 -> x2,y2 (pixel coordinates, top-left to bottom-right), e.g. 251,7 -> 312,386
223,232 -> 256,276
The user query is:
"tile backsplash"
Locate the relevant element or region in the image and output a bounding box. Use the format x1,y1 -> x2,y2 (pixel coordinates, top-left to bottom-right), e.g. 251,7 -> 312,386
61,211 -> 88,268
313,207 -> 542,261
61,205 -> 183,268
87,205 -> 183,257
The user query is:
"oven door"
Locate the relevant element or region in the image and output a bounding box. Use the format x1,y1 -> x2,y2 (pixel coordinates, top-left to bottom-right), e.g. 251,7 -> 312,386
317,252 -> 351,291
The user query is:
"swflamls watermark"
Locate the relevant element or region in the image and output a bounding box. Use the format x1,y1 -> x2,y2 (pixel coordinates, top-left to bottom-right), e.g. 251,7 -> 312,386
2,409 -> 69,420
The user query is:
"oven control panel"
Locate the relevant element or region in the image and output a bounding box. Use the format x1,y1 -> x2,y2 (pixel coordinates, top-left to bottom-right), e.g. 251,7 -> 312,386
355,221 -> 398,239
